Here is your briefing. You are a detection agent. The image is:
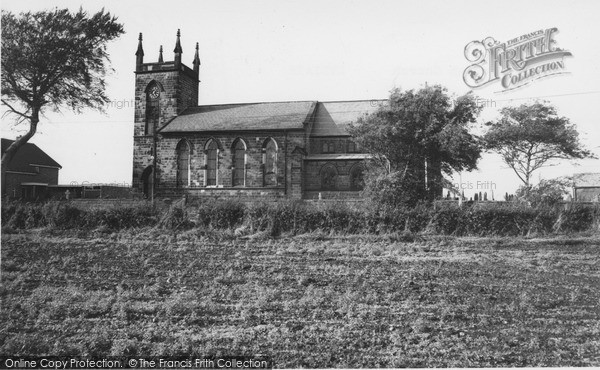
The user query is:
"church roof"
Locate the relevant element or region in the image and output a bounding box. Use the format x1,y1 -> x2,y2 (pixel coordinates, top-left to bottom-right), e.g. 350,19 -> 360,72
159,99 -> 387,134
1,138 -> 62,173
310,100 -> 386,137
159,101 -> 317,133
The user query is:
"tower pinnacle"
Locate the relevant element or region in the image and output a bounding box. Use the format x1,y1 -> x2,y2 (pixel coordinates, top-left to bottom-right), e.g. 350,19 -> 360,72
135,33 -> 144,71
174,29 -> 182,66
193,42 -> 201,74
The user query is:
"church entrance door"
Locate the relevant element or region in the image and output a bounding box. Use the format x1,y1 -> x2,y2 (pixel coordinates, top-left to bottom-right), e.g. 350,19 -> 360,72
141,165 -> 154,199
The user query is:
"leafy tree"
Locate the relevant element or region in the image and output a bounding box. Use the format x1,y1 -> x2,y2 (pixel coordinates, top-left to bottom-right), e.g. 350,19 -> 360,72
348,85 -> 482,205
484,101 -> 594,186
1,8 -> 124,193
515,176 -> 572,208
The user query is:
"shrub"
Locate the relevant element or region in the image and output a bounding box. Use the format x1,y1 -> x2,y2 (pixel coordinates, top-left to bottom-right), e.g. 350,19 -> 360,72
156,206 -> 193,230
1,225 -> 18,234
426,204 -> 562,236
244,200 -> 368,235
529,208 -> 559,235
554,205 -> 598,233
429,208 -> 463,235
2,202 -> 46,229
1,201 -> 17,224
456,206 -> 541,236
197,199 -> 245,229
41,202 -> 83,229
516,177 -> 571,208
361,169 -> 427,208
95,205 -> 157,229
404,203 -> 433,232
6,203 -> 28,229
244,202 -> 272,232
1,201 -> 157,230
269,200 -> 304,232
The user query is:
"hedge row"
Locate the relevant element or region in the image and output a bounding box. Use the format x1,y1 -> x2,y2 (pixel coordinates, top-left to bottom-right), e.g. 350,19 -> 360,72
1,200 -> 599,236
1,202 -> 157,230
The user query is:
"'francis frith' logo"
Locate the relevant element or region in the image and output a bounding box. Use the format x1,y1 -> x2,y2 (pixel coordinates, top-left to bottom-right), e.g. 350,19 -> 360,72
463,28 -> 572,91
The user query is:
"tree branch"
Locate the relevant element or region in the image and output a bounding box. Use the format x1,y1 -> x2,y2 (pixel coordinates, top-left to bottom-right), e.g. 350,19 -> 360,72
1,99 -> 32,121
509,163 -> 528,185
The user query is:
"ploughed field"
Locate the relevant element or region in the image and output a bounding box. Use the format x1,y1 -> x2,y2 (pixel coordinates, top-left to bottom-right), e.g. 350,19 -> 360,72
1,230 -> 600,367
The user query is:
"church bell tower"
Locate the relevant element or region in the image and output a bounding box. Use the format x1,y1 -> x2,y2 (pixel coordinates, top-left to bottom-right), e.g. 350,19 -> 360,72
132,30 -> 200,196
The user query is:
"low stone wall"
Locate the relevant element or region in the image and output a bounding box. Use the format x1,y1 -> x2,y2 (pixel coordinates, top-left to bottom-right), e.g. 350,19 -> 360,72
67,199 -> 151,210
303,191 -> 363,200
65,189 -> 367,208
160,187 -> 289,203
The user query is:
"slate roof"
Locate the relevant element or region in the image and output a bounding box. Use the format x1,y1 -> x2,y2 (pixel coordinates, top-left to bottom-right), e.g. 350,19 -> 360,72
573,173 -> 600,188
310,100 -> 386,137
159,101 -> 317,133
1,138 -> 62,173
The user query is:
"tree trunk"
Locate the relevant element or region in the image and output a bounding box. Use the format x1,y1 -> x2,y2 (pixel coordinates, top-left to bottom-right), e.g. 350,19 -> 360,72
410,155 -> 426,199
1,109 -> 39,196
426,156 -> 443,201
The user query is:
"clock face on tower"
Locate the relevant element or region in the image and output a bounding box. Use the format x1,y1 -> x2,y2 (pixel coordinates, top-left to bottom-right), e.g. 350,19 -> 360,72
148,86 -> 160,100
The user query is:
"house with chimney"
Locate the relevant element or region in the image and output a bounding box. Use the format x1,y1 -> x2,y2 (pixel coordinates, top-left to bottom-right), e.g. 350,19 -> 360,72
1,138 -> 62,200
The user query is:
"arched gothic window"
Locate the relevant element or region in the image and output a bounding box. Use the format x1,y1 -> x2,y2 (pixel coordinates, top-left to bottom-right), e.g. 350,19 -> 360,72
205,139 -> 220,186
232,138 -> 247,187
349,165 -> 364,190
320,164 -> 338,190
347,141 -> 358,153
176,140 -> 191,187
322,141 -> 335,153
263,138 -> 278,186
145,82 -> 161,135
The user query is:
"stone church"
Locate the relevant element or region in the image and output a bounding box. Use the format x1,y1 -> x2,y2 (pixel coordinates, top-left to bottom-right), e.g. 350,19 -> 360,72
132,30 -> 383,201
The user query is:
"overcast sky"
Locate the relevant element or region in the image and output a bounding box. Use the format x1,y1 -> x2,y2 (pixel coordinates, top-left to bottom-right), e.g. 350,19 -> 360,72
2,0 -> 599,197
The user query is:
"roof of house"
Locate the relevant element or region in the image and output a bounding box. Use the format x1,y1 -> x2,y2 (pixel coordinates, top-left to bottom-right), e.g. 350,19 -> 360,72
1,138 -> 62,173
159,101 -> 317,133
309,100 -> 386,137
573,173 -> 600,188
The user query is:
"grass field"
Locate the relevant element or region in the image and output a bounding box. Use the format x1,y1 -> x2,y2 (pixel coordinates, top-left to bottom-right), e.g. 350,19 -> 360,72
1,229 -> 599,367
